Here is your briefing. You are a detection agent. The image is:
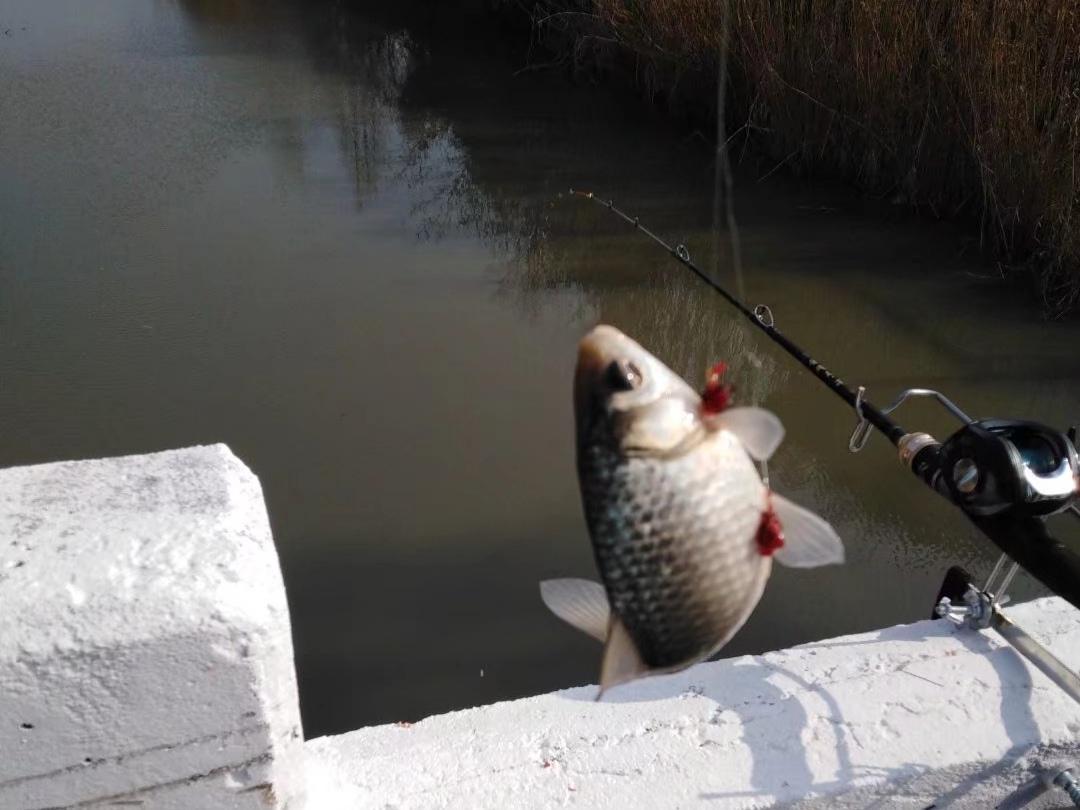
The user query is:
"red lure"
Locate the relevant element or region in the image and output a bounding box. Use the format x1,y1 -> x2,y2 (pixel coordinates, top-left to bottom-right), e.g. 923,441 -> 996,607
701,361 -> 733,414
702,361 -> 780,555
756,499 -> 785,556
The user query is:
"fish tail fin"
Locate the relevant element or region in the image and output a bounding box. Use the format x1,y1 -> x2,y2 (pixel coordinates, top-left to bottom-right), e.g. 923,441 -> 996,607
771,493 -> 845,568
539,578 -> 610,642
597,616 -> 647,699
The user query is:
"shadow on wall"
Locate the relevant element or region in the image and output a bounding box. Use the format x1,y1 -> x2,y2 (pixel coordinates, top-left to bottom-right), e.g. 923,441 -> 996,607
559,617 -> 1042,807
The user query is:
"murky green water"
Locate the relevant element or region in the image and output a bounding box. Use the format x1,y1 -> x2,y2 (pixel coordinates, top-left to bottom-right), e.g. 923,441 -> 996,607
2,0 -> 1078,737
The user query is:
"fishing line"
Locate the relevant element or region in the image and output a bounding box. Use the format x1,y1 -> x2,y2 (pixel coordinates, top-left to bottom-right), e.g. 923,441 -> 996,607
565,0 -> 1080,723
572,2 -> 900,448
567,189 -> 907,447
563,0 -> 1080,622
712,0 -> 745,302
567,188 -> 1080,614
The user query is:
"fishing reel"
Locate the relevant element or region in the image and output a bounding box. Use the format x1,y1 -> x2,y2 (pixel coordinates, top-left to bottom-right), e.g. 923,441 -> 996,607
850,388 -> 1080,520
932,419 -> 1079,517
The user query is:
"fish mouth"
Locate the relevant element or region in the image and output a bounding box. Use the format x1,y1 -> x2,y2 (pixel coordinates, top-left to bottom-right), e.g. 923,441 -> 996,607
576,324 -> 630,376
573,325 -> 636,436
574,324 -> 705,455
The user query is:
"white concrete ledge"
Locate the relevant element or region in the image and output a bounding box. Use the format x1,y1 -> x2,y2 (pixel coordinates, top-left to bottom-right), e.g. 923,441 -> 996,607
0,445 -> 304,810
306,596 -> 1080,809
7,445 -> 1080,809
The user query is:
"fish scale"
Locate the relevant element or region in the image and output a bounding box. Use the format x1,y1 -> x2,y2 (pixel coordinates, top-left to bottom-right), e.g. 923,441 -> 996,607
545,324 -> 843,692
579,427 -> 770,670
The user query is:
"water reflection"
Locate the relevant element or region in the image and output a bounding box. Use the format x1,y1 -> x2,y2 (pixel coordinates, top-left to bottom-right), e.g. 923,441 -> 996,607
2,0 -> 1077,739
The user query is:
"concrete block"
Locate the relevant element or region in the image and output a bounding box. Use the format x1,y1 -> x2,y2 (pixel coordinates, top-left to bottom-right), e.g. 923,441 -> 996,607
0,445 -> 304,809
306,596 -> 1080,809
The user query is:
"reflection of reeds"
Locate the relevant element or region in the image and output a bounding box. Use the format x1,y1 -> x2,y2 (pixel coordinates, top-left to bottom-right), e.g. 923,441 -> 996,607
516,0 -> 1080,316
396,117 -> 551,264
334,31 -> 416,208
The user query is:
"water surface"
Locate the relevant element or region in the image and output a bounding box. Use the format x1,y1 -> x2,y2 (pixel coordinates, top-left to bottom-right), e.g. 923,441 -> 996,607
2,0 -> 1078,737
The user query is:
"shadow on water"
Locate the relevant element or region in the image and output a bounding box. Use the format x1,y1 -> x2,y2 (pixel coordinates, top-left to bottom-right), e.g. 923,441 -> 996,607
2,0 -> 1077,738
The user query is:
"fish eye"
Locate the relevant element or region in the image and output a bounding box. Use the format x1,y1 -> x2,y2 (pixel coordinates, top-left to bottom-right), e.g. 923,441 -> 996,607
604,359 -> 643,392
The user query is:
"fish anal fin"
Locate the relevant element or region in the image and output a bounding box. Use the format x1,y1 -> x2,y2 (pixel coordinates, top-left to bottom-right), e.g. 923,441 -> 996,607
597,616 -> 648,698
539,578 -> 610,642
771,493 -> 845,568
709,407 -> 785,461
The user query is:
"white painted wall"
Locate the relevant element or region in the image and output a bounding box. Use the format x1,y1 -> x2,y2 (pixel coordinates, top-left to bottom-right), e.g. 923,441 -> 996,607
4,445 -> 1080,809
0,445 -> 304,809
306,596 -> 1080,809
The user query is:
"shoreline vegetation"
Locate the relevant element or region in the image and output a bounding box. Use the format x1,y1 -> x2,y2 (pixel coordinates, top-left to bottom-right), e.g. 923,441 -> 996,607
496,0 -> 1080,317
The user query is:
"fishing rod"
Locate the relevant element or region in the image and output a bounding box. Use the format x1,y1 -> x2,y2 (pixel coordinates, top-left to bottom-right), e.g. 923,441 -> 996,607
578,1 -> 1080,800
569,189 -> 1080,699
568,190 -> 905,443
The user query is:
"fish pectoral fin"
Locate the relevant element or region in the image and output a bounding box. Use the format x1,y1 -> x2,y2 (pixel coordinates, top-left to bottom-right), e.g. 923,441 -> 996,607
771,493 -> 845,568
597,616 -> 648,698
709,407 -> 785,461
539,578 -> 611,642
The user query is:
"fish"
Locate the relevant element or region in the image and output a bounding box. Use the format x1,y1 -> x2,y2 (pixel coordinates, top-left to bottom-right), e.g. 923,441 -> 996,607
540,324 -> 844,696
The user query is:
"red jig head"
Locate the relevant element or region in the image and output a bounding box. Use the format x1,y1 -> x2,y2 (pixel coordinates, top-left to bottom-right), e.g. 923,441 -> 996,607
701,361 -> 734,415
756,501 -> 785,556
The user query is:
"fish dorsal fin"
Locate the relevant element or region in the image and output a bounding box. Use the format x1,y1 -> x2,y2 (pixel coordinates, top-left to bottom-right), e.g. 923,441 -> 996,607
598,616 -> 648,697
771,493 -> 845,568
709,407 -> 785,461
539,578 -> 610,642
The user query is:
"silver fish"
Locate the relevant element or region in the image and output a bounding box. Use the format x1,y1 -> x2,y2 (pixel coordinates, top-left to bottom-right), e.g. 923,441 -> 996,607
541,325 -> 844,695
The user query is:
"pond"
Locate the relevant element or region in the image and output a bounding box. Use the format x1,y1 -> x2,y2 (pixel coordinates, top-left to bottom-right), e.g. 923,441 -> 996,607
2,0 -> 1078,737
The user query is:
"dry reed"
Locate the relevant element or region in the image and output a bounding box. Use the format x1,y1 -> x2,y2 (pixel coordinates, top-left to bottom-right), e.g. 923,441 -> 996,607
517,0 -> 1080,315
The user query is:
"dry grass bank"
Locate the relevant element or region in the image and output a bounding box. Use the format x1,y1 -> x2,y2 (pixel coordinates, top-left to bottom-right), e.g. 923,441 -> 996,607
514,0 -> 1080,316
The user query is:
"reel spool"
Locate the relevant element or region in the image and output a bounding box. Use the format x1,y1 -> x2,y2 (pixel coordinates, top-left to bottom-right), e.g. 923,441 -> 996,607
935,419 -> 1079,518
